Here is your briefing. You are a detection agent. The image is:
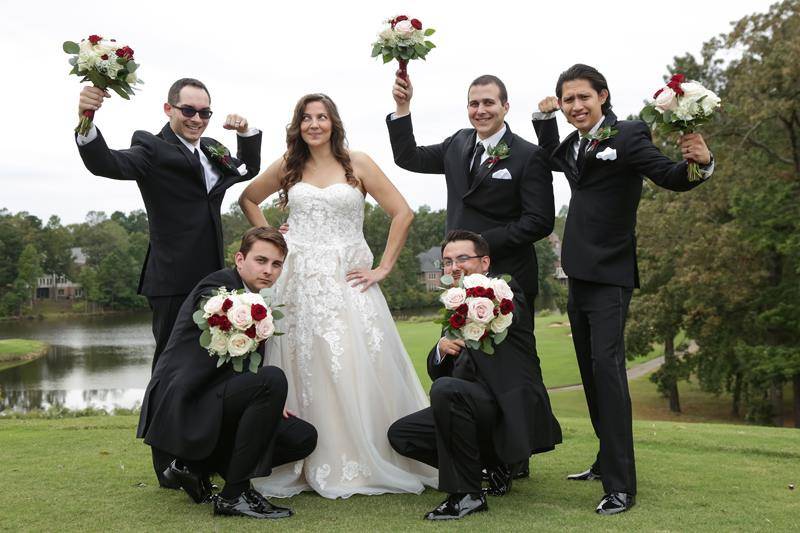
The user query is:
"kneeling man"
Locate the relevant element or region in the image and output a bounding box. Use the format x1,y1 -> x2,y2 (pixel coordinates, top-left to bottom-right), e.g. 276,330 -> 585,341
137,227 -> 317,519
388,230 -> 562,520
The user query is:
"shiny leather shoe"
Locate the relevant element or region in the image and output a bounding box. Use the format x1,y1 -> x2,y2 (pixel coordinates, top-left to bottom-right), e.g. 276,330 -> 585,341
483,464 -> 513,496
158,465 -> 181,490
167,460 -> 211,504
424,492 -> 487,520
213,489 -> 294,519
514,462 -> 530,479
596,492 -> 635,515
566,466 -> 602,481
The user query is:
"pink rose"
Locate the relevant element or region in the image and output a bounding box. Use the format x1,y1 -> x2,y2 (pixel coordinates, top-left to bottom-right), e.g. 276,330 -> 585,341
255,318 -> 275,340
489,278 -> 514,301
395,19 -> 414,36
467,297 -> 495,325
227,303 -> 254,330
441,287 -> 467,310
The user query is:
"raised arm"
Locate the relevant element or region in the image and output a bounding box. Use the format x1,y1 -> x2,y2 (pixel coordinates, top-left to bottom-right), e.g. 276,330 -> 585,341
238,157 -> 285,226
531,96 -> 562,159
345,152 -> 414,291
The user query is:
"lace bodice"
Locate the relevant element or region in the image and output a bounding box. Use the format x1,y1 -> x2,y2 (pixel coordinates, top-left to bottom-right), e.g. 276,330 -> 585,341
286,182 -> 365,246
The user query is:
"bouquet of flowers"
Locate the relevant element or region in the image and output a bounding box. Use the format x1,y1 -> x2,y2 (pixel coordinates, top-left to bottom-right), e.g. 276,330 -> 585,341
371,15 -> 436,80
640,73 -> 721,181
63,34 -> 143,135
192,287 -> 284,373
438,273 -> 515,355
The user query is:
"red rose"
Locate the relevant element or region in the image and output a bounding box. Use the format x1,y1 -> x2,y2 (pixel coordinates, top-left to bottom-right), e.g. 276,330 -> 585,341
484,288 -> 495,300
395,15 -> 408,22
500,298 -> 515,315
449,313 -> 466,329
245,325 -> 257,339
473,286 -> 486,298
493,307 -> 500,316
251,303 -> 268,321
218,315 -> 232,331
100,54 -> 108,60
456,303 -> 468,315
207,314 -> 219,327
88,34 -> 102,44
480,329 -> 489,340
666,73 -> 685,96
653,88 -> 664,99
411,18 -> 422,29
221,298 -> 233,312
115,46 -> 134,60
465,288 -> 476,298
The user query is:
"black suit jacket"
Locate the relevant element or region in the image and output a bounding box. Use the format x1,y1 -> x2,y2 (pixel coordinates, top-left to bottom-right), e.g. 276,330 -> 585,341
387,115 -> 554,299
77,123 -> 262,296
533,112 -> 707,288
136,267 -> 262,459
427,277 -> 561,463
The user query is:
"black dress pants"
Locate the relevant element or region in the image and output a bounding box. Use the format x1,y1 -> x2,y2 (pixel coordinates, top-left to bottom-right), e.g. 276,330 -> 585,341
388,376 -> 498,494
191,366 -> 317,484
147,294 -> 189,483
567,278 -> 636,495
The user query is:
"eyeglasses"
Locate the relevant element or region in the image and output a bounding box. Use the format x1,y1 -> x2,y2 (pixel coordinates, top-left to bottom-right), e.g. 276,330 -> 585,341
172,105 -> 213,119
442,255 -> 484,268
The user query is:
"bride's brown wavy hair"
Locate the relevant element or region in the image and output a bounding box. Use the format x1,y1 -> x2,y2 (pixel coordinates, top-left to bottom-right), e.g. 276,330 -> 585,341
278,93 -> 358,208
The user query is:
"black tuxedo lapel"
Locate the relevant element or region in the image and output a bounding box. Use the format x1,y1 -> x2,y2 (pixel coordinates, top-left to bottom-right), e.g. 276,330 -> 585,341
464,125 -> 515,197
160,124 -> 206,191
461,130 -> 478,184
554,130 -> 580,182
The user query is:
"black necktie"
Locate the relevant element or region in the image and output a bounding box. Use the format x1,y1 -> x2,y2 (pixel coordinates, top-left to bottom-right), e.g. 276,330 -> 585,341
468,143 -> 485,187
576,136 -> 589,173
194,148 -> 207,185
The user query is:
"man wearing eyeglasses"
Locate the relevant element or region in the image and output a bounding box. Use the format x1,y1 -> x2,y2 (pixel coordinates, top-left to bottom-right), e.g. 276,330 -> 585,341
75,77 -> 262,489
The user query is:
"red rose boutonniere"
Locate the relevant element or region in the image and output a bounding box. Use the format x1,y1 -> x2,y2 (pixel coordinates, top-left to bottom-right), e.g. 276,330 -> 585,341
585,126 -> 618,151
486,140 -> 510,169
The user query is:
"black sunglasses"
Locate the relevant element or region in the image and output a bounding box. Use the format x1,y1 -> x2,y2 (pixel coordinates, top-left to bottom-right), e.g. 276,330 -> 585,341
172,105 -> 213,119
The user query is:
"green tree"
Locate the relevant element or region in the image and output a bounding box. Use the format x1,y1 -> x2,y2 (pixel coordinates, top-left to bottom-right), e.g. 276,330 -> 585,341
16,244 -> 43,310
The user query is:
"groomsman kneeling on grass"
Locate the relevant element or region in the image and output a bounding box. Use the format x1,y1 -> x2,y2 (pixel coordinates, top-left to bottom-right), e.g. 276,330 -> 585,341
136,227 -> 317,519
388,230 -> 561,521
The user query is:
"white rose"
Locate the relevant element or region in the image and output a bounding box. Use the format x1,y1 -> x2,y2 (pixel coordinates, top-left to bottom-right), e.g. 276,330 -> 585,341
227,303 -> 254,330
77,50 -> 98,72
125,71 -> 138,84
699,89 -> 721,115
467,297 -> 496,324
255,318 -> 275,340
203,294 -> 226,316
394,19 -> 414,37
208,329 -> 228,355
441,287 -> 467,310
238,292 -> 265,306
653,87 -> 678,113
462,321 -> 486,342
462,273 -> 491,289
227,332 -> 254,357
489,278 -> 514,302
680,81 -> 706,100
490,312 -> 513,334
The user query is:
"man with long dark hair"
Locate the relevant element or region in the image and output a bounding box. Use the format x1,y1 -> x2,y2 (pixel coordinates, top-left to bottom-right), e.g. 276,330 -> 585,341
532,63 -> 714,515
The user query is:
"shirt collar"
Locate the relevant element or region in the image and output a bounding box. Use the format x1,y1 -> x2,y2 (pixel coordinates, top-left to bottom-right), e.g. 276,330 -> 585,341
175,131 -> 200,151
475,124 -> 507,150
580,115 -> 606,140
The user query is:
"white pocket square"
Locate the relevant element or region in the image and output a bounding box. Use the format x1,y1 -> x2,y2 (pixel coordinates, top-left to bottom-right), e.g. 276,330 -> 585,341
237,163 -> 248,176
596,147 -> 617,161
490,168 -> 513,180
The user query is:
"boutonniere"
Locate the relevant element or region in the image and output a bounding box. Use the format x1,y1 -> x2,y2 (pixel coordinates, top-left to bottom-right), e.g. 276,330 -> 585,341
205,142 -> 236,171
486,140 -> 510,169
585,126 -> 619,151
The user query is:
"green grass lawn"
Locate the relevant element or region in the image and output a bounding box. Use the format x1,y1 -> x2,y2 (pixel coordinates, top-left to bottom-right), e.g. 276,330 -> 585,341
0,338 -> 48,372
0,414 -> 797,531
397,314 -> 666,391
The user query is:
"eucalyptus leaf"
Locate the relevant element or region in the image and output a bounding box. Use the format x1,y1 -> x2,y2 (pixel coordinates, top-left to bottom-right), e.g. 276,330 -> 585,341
382,53 -> 393,64
63,41 -> 80,54
192,309 -> 206,325
371,44 -> 382,57
272,309 -> 284,320
466,339 -> 480,350
440,274 -> 455,286
249,353 -> 262,373
259,287 -> 274,298
482,341 -> 495,355
232,357 -> 244,373
424,28 -> 435,36
493,329 -> 508,345
69,66 -> 79,75
127,61 -> 138,73
68,56 -> 77,66
216,355 -> 226,368
109,84 -> 130,100
424,41 -> 436,49
87,69 -> 108,88
199,329 -> 211,348
414,44 -> 427,56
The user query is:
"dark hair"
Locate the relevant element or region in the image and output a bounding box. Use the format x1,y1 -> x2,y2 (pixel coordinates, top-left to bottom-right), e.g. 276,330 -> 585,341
441,229 -> 490,257
555,64 -> 612,114
278,93 -> 358,209
239,226 -> 288,258
167,78 -> 211,105
468,74 -> 508,104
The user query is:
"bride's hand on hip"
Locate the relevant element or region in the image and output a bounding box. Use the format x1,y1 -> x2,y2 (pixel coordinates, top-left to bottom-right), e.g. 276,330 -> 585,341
346,266 -> 389,292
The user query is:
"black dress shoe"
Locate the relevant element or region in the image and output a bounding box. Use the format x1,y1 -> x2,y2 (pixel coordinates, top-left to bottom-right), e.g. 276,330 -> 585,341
167,460 -> 212,504
424,492 -> 487,520
213,489 -> 293,519
483,464 -> 513,496
158,466 -> 181,490
566,466 -> 602,481
596,492 -> 635,515
514,462 -> 530,479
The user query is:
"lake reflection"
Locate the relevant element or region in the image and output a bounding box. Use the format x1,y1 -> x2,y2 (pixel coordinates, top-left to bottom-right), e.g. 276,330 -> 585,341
0,312 -> 154,413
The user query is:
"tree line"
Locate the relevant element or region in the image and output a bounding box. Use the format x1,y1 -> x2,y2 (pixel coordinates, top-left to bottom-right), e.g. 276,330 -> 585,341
625,0 -> 800,427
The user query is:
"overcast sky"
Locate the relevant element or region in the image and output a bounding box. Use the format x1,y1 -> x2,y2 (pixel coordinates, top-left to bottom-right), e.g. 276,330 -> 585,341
1,0 -> 774,225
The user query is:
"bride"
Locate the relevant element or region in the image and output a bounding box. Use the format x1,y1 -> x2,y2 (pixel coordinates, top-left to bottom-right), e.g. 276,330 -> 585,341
238,93 -> 436,498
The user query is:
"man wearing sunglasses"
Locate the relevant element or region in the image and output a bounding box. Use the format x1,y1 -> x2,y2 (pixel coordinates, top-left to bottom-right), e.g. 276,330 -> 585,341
75,77 -> 262,489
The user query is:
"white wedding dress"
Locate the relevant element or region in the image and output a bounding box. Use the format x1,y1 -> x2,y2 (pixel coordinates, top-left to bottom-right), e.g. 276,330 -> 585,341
252,182 -> 437,499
